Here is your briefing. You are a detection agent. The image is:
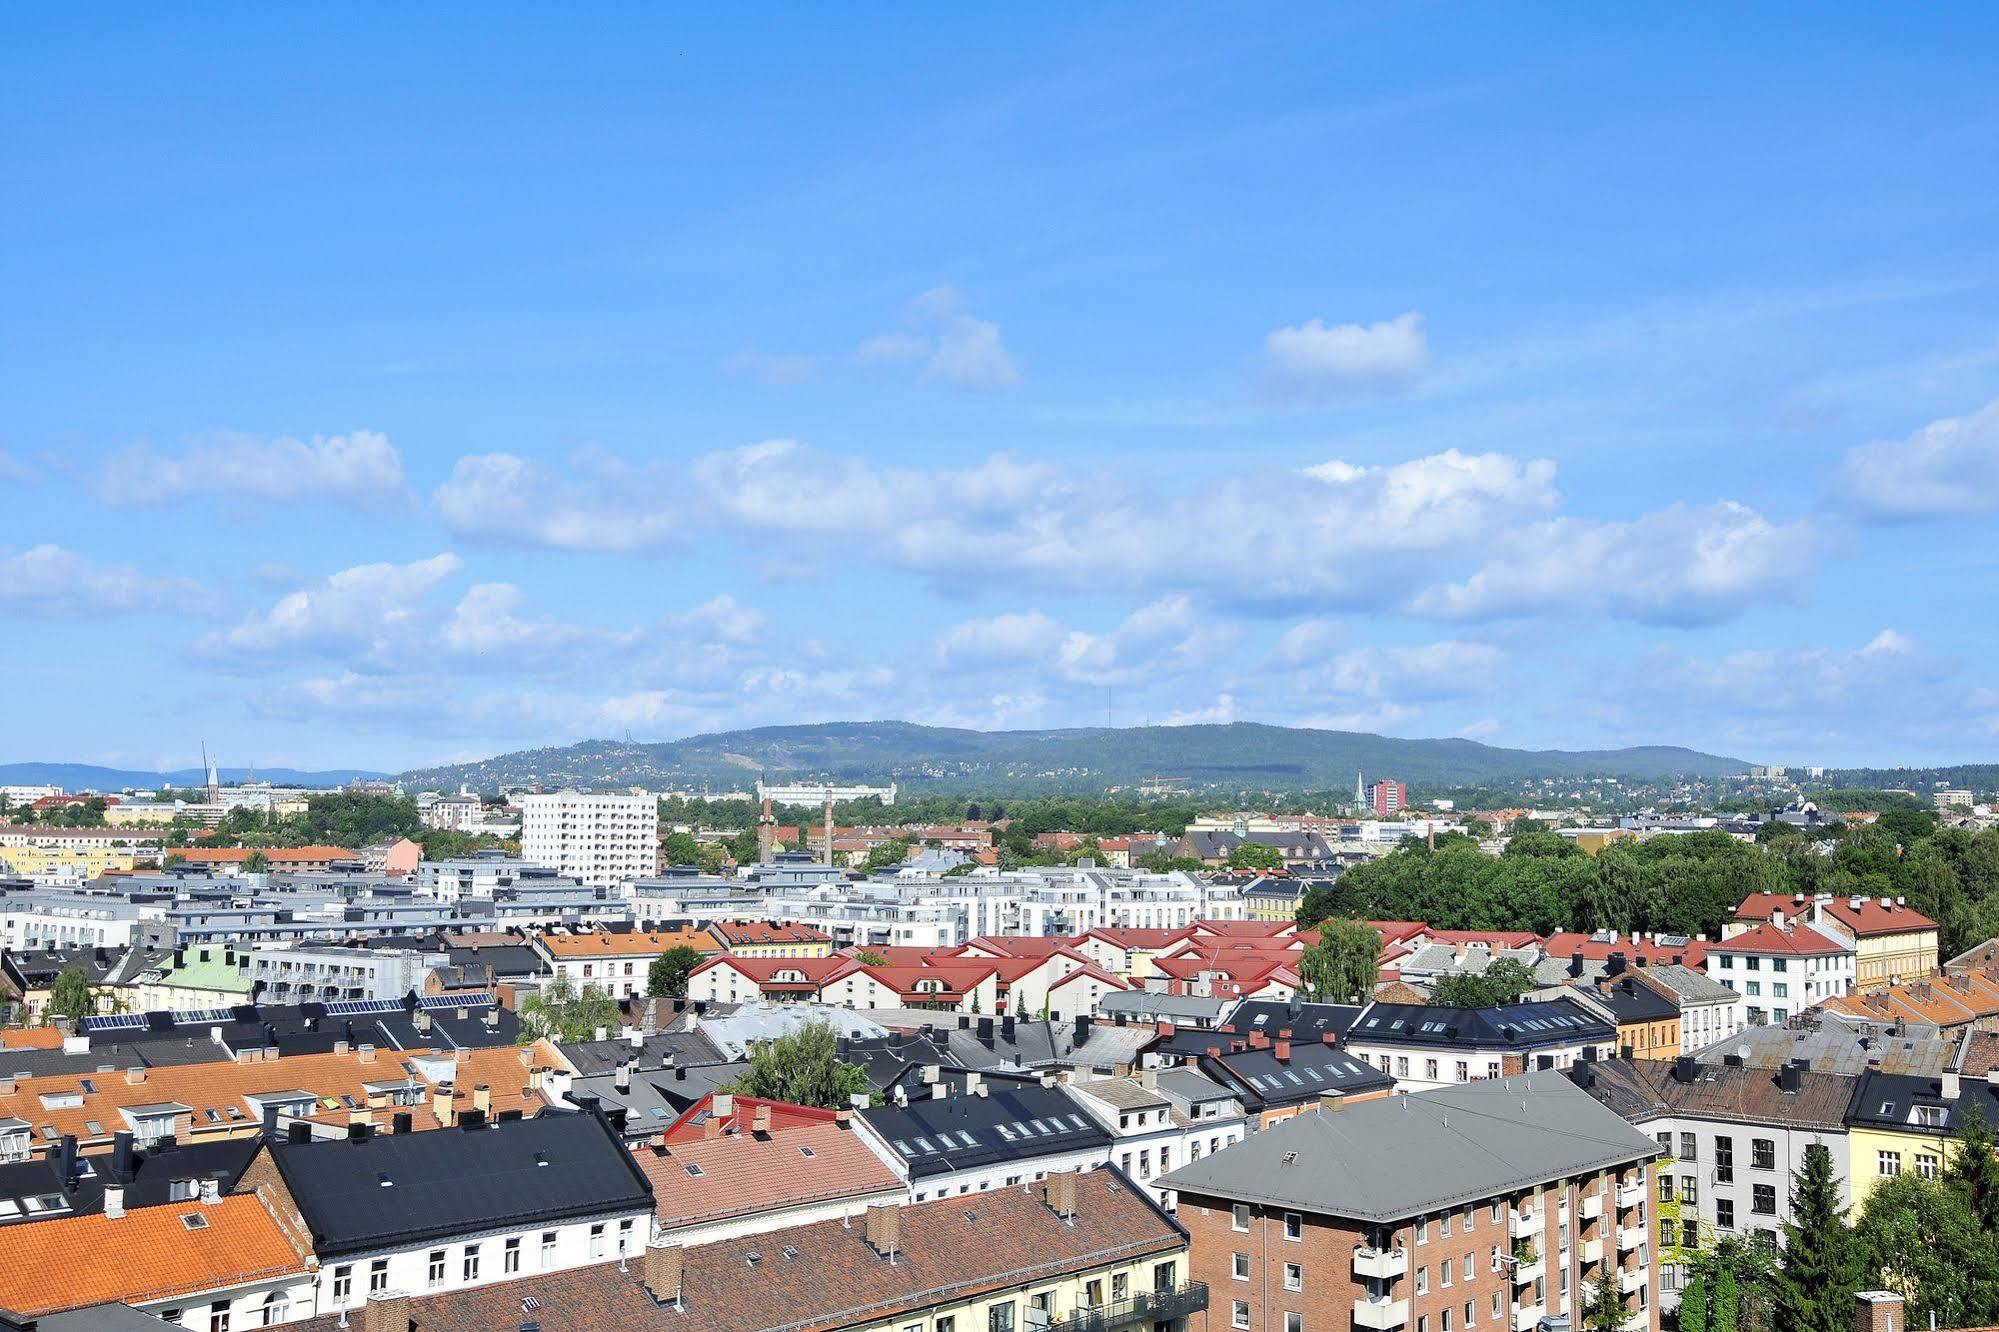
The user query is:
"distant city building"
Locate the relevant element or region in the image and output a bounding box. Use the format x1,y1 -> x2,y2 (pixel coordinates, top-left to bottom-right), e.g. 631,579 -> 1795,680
756,779 -> 897,806
1934,788 -> 1975,813
1368,778 -> 1408,817
520,791 -> 658,889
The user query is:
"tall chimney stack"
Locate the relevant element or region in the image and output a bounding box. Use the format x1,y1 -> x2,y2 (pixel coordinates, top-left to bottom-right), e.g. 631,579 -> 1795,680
865,1203 -> 901,1260
644,1241 -> 685,1307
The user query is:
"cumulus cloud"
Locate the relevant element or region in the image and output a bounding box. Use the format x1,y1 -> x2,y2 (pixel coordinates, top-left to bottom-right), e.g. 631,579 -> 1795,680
936,597 -> 1234,689
433,451 -> 685,553
198,554 -> 465,667
96,430 -> 409,509
1264,311 -> 1430,392
1408,502 -> 1816,626
1163,694 -> 1239,726
858,285 -> 1020,391
1833,397 -> 1999,519
0,544 -> 221,618
722,348 -> 825,386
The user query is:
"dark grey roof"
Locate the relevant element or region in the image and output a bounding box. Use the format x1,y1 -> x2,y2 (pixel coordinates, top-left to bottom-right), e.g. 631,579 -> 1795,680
1226,999 -> 1364,1044
558,1029 -> 727,1078
269,1109 -> 653,1257
1847,1069 -> 1999,1133
1593,977 -> 1680,1025
0,1134 -> 260,1225
858,1083 -> 1112,1179
571,1061 -> 749,1131
1573,1057 -> 1855,1132
1159,1071 -> 1659,1222
1198,1039 -> 1394,1111
1349,996 -> 1614,1048
37,1304 -> 183,1331
1096,990 -> 1229,1024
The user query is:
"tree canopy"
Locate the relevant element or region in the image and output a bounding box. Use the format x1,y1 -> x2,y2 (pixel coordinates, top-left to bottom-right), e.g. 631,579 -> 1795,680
516,977 -> 618,1044
646,946 -> 702,999
1428,957 -> 1537,1007
1297,919 -> 1380,1004
47,967 -> 96,1022
1227,840 -> 1285,872
723,1020 -> 870,1109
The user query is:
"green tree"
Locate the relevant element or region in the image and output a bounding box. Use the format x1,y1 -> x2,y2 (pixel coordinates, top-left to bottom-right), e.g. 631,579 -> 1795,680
1771,1142 -> 1859,1332
865,838 -> 911,870
1711,1266 -> 1738,1332
1944,1103 -> 1999,1234
242,850 -> 271,873
1429,957 -> 1537,1008
1679,1273 -> 1709,1332
46,966 -> 96,1022
1855,1172 -> 1999,1328
854,948 -> 888,966
1578,1272 -> 1626,1332
723,1020 -> 869,1109
645,945 -> 702,999
1227,840 -> 1284,872
1297,919 -> 1381,1003
661,832 -> 706,866
1134,852 -> 1206,873
516,978 -> 619,1044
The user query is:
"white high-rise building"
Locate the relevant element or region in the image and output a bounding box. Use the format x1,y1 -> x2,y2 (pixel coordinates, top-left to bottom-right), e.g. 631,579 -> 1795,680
519,791 -> 658,890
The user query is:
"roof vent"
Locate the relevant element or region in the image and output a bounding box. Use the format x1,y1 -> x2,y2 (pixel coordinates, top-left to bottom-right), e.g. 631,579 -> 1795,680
180,1212 -> 208,1230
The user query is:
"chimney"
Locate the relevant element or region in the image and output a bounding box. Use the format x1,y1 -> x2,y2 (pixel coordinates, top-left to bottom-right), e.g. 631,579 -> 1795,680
1855,1290 -> 1904,1332
434,1087 -> 457,1128
704,1114 -> 724,1140
124,1066 -> 146,1085
57,1134 -> 78,1191
110,1130 -> 135,1182
364,1292 -> 410,1332
1319,1091 -> 1345,1114
644,1241 -> 684,1306
287,1121 -> 311,1144
104,1183 -> 125,1219
358,1044 -> 377,1065
865,1203 -> 901,1259
1672,1056 -> 1698,1084
1778,1064 -> 1803,1094
752,1104 -> 773,1134
1046,1169 -> 1078,1219
1942,1071 -> 1962,1100
392,1111 -> 413,1135
472,1084 -> 492,1116
1274,1040 -> 1291,1063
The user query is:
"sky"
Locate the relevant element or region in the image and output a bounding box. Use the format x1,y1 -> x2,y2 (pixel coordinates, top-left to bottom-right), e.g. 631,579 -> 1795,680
4,4 -> 1999,775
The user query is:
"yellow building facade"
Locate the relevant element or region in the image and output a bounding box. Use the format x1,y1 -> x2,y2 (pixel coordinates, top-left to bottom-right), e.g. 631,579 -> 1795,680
0,844 -> 136,879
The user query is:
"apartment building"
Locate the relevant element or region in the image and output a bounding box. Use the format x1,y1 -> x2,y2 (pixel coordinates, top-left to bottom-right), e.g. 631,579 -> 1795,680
1069,1069 -> 1249,1203
536,927 -> 718,999
1732,893 -> 1938,993
1704,922 -> 1855,1026
1637,965 -> 1745,1054
1574,1054 -> 1856,1310
855,1078 -> 1115,1201
1844,1067 -> 1999,1208
1345,997 -> 1618,1092
1162,1073 -> 1662,1332
247,943 -> 444,1003
520,791 -> 658,890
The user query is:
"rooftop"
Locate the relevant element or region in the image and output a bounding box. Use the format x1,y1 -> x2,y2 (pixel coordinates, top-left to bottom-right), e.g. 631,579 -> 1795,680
638,1118 -> 901,1230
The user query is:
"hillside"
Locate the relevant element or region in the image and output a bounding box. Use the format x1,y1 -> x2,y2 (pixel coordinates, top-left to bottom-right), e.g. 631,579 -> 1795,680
394,721 -> 1746,795
0,763 -> 389,792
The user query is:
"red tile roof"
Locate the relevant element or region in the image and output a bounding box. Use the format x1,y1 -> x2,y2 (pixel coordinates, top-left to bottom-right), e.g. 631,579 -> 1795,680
707,920 -> 832,947
1709,922 -> 1851,956
639,1119 -> 902,1230
1734,892 -> 1938,936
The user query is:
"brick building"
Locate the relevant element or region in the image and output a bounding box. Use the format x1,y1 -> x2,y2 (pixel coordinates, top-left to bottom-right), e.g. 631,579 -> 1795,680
1160,1072 -> 1661,1332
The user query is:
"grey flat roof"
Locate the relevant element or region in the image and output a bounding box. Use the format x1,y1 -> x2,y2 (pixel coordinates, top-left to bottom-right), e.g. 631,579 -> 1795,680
1158,1071 -> 1658,1223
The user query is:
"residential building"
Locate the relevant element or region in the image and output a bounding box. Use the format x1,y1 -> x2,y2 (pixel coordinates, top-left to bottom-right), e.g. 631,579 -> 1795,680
1704,921 -> 1855,1025
1161,1072 -> 1663,1332
702,918 -> 833,957
1732,893 -> 1938,992
247,943 -> 444,1004
262,1106 -> 655,1318
1592,974 -> 1683,1061
1573,1055 -> 1856,1307
520,791 -> 659,890
1637,965 -> 1746,1054
1070,1070 -> 1247,1202
1843,1067 -> 1999,1208
414,852 -> 579,902
177,846 -> 360,874
1368,779 -> 1408,817
536,927 -> 719,1000
360,838 -> 422,878
131,943 -> 257,1011
855,1078 -> 1115,1201
1345,997 -> 1619,1092
1190,1033 -> 1396,1128
1822,967 -> 1999,1031
636,1111 -> 904,1247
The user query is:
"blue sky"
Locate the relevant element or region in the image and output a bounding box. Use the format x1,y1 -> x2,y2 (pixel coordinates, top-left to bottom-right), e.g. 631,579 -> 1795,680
4,5 -> 1999,773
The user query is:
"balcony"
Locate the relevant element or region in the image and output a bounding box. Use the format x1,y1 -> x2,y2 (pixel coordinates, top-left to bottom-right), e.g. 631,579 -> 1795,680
1512,1303 -> 1546,1332
1511,1253 -> 1544,1286
1060,1282 -> 1207,1332
1615,1179 -> 1645,1209
1580,1236 -> 1604,1264
1510,1209 -> 1540,1239
1580,1192 -> 1604,1221
1353,1296 -> 1409,1330
1353,1247 -> 1409,1280
1619,1266 -> 1648,1296
1618,1225 -> 1646,1252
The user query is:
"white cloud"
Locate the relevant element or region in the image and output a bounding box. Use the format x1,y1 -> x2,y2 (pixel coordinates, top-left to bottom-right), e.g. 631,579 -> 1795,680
858,285 -> 1020,391
96,430 -> 409,509
0,544 -> 220,618
936,597 -> 1233,689
1833,397 -> 1999,519
722,348 -> 825,386
1265,311 -> 1429,391
1163,694 -> 1239,726
198,554 -> 464,666
1409,502 -> 1816,626
434,451 -> 685,553
0,451 -> 31,485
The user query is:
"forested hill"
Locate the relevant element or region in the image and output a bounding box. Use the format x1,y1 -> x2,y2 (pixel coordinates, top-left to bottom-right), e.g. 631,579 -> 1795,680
396,721 -> 1745,795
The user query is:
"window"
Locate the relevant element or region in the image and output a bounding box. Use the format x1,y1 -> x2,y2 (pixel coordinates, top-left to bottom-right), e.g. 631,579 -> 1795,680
619,1218 -> 636,1254
1714,1136 -> 1734,1182
1233,1204 -> 1251,1231
1879,1151 -> 1902,1178
939,1319 -> 956,1332
1234,1253 -> 1251,1281
1752,1139 -> 1776,1171
1463,1254 -> 1474,1281
1659,1175 -> 1674,1203
369,1258 -> 388,1294
428,1250 -> 447,1288
991,1302 -> 1016,1332
1681,1175 -> 1698,1204
331,1266 -> 353,1305
542,1231 -> 558,1267
1285,1315 -> 1304,1332
1917,1153 -> 1941,1181
1232,1302 -> 1250,1330
463,1244 -> 480,1282
1659,1220 -> 1674,1249
590,1222 -> 607,1258
1112,1274 -> 1128,1301
1752,1184 -> 1777,1215
1681,1220 -> 1698,1249
1416,1266 -> 1429,1295
504,1238 -> 521,1275
1466,1301 -> 1476,1327
1284,1212 -> 1302,1241
1426,1058 -> 1439,1080
1455,1060 -> 1469,1082
1680,1132 -> 1697,1160
1716,1199 -> 1735,1230
1441,1212 -> 1452,1237
1284,1261 -> 1302,1291
1441,1256 -> 1453,1287
207,1300 -> 230,1332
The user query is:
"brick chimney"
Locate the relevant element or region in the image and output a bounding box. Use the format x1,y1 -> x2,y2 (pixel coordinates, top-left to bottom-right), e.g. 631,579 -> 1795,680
752,1104 -> 773,1134
1274,1040 -> 1291,1063
865,1203 -> 901,1259
364,1292 -> 410,1332
1046,1169 -> 1078,1220
124,1066 -> 146,1085
644,1241 -> 684,1306
1855,1290 -> 1903,1332
472,1084 -> 492,1116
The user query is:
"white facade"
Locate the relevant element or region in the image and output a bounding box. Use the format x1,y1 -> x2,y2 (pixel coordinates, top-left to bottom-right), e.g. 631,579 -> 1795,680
1068,1075 -> 1248,1204
1677,990 -> 1748,1054
519,792 -> 658,890
1705,941 -> 1855,1027
0,892 -> 148,950
249,944 -> 442,1003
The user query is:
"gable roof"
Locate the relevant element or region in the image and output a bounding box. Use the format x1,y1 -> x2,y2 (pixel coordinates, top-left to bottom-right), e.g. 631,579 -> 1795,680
1348,996 -> 1614,1048
1735,892 -> 1938,936
1196,1037 -> 1394,1110
858,1083 -> 1111,1178
638,1119 -> 901,1229
1708,922 -> 1850,956
1575,1056 -> 1855,1132
268,1109 -> 652,1257
1158,1072 -> 1658,1222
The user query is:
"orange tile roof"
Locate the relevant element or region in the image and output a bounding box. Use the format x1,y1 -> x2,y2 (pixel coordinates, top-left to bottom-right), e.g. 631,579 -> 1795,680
639,1119 -> 901,1230
1709,922 -> 1850,956
0,1193 -> 306,1315
178,845 -> 357,864
538,927 -> 718,958
0,1028 -> 65,1050
1822,969 -> 1999,1029
706,919 -> 832,947
1734,892 -> 1938,936
0,1044 -> 548,1148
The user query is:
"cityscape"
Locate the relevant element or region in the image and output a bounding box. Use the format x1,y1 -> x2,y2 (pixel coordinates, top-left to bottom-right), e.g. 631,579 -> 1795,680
6,8 -> 1999,1332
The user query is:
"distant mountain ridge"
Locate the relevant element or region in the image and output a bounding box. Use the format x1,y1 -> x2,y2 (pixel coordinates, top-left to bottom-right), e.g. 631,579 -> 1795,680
394,721 -> 1747,795
0,763 -> 390,792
